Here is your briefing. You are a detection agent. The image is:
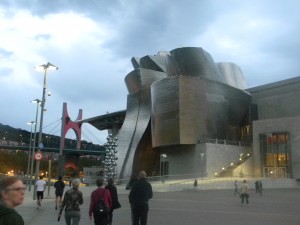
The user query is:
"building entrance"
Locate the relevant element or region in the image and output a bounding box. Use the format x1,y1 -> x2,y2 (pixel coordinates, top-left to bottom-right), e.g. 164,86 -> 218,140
263,167 -> 287,178
260,132 -> 291,178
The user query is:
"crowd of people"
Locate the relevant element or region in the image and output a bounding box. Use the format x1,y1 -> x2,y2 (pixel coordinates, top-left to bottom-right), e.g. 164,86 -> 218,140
233,179 -> 263,206
1,173 -> 266,225
0,170 -> 153,225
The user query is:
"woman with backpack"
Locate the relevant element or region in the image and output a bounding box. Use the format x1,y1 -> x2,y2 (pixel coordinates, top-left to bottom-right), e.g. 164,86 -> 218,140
89,178 -> 112,225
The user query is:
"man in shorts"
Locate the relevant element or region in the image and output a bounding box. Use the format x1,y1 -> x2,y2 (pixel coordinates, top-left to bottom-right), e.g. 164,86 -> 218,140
35,176 -> 46,209
54,175 -> 65,210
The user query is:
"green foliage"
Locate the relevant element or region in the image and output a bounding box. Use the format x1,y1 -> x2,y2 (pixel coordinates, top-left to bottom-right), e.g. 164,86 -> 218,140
0,123 -> 104,177
0,123 -> 102,150
0,150 -> 28,174
0,150 -> 103,177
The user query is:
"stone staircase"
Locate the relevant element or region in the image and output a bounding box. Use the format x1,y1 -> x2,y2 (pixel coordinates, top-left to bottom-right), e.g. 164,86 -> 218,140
214,151 -> 253,177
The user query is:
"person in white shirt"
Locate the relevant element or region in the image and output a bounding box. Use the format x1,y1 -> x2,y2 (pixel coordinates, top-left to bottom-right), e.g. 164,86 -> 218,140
35,176 -> 46,209
240,179 -> 249,206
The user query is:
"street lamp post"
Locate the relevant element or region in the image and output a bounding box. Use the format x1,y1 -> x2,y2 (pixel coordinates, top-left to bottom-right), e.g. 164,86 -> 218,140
26,121 -> 35,189
29,99 -> 41,192
160,153 -> 167,184
33,62 -> 58,200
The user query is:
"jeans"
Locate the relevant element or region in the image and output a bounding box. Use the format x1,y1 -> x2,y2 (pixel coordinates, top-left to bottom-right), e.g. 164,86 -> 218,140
65,210 -> 81,225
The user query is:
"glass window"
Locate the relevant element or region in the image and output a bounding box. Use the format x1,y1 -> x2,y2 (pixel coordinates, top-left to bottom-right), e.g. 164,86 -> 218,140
259,132 -> 290,178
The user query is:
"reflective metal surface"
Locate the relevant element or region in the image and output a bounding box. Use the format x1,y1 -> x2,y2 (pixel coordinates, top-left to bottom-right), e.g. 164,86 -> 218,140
217,62 -> 247,89
114,47 -> 251,179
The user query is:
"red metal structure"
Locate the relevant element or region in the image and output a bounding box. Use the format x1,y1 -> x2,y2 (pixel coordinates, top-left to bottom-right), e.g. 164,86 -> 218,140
58,102 -> 82,176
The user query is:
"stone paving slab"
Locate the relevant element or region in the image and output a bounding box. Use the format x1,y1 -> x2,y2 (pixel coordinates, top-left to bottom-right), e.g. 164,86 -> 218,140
17,186 -> 300,225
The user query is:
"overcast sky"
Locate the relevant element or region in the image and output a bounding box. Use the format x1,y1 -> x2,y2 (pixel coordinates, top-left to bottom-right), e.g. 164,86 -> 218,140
1,0 -> 299,145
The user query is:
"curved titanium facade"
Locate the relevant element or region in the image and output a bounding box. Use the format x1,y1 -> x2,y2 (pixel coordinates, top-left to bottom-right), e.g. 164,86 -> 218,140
151,76 -> 251,147
166,47 -> 224,82
125,68 -> 167,94
114,47 -> 252,179
116,67 -> 167,179
217,62 -> 247,90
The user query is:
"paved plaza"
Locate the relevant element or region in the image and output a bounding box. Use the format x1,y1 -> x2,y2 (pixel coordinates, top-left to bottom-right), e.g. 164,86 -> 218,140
16,184 -> 300,225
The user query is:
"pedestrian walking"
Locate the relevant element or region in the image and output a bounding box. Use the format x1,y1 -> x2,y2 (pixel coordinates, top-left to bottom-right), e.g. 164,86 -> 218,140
234,180 -> 239,196
129,171 -> 153,225
89,178 -> 112,225
240,179 -> 249,206
54,175 -> 65,210
193,179 -> 198,192
127,174 -> 138,223
0,176 -> 26,225
258,180 -> 263,196
60,179 -> 83,225
255,180 -> 259,193
105,178 -> 121,225
35,176 -> 46,209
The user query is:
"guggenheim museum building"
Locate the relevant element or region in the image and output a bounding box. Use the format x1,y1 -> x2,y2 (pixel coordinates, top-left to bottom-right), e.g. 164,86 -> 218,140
84,47 -> 300,181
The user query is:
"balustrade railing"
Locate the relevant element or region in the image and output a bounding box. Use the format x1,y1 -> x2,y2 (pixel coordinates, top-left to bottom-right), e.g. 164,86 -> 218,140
198,138 -> 252,147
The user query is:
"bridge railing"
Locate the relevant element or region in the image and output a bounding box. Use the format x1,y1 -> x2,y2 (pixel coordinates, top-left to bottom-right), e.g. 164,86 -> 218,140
0,145 -> 105,155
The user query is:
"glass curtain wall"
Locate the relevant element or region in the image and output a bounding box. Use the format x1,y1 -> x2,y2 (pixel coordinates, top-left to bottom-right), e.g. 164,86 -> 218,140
259,132 -> 290,178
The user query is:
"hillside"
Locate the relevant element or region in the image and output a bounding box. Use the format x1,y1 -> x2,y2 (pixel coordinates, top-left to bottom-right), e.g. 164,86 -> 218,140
0,123 -> 102,150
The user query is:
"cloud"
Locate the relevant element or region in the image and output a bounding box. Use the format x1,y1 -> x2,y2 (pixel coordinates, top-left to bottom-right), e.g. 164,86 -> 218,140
1,0 -> 300,144
104,0 -> 216,57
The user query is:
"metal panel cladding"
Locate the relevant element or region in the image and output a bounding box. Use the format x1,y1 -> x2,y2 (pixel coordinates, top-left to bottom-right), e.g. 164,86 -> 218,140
125,68 -> 167,94
112,46 -> 252,178
217,62 -> 247,90
151,76 -> 251,147
151,47 -> 252,147
166,47 -> 225,83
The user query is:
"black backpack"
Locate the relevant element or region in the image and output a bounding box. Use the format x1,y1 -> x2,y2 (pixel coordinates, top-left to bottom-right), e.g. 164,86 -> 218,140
93,190 -> 109,216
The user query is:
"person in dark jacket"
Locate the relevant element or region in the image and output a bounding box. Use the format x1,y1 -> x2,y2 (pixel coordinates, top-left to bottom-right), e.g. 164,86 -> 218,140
105,178 -> 121,225
0,176 -> 25,225
54,175 -> 65,210
129,171 -> 153,225
60,179 -> 83,225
